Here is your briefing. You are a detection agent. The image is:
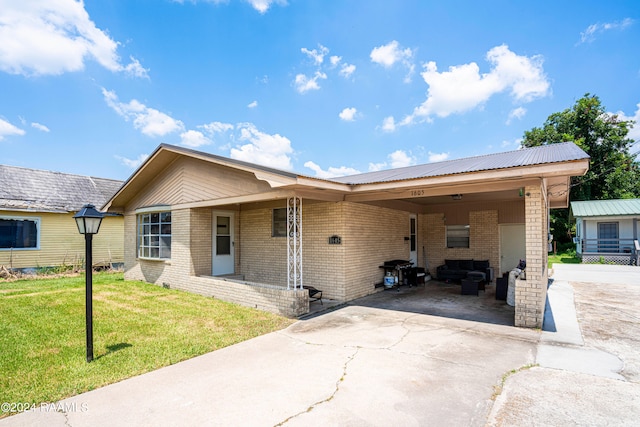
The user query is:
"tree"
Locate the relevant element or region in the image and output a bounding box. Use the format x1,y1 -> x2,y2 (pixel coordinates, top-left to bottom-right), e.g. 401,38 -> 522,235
522,94 -> 640,243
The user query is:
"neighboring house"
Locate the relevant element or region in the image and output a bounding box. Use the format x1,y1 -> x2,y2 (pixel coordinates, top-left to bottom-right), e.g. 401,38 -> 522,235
0,165 -> 124,271
570,199 -> 640,265
104,142 -> 589,327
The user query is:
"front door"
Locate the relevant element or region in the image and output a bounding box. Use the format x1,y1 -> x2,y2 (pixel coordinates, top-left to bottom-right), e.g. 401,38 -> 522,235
409,214 -> 418,265
598,222 -> 619,253
500,224 -> 525,275
212,212 -> 235,276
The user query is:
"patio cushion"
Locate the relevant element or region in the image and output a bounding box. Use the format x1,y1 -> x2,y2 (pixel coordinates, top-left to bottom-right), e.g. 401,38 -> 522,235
473,260 -> 489,270
444,259 -> 459,270
459,259 -> 474,270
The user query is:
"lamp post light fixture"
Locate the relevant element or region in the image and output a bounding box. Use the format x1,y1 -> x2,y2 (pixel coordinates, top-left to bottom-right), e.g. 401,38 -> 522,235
74,204 -> 104,362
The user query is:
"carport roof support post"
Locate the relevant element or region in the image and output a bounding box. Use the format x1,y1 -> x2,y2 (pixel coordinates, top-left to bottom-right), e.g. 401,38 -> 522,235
515,183 -> 547,328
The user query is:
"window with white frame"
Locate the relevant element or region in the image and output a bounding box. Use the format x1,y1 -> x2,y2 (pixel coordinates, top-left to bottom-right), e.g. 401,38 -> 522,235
446,225 -> 470,248
0,217 -> 39,249
137,211 -> 171,259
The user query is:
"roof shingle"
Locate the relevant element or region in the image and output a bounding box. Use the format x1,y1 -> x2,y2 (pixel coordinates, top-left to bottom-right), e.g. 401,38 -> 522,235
0,165 -> 123,213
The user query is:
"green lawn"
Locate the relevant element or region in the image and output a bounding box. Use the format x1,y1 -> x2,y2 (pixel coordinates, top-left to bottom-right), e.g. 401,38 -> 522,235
548,251 -> 581,267
0,272 -> 293,412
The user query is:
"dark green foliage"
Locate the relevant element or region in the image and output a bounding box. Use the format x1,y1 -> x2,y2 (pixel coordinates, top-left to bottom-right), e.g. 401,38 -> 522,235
522,94 -> 640,243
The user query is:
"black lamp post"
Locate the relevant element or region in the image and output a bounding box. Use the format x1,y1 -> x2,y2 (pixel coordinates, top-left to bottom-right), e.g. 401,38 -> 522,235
73,204 -> 104,362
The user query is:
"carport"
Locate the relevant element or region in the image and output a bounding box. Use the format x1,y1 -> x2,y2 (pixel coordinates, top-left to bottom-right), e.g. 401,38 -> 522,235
334,142 -> 589,327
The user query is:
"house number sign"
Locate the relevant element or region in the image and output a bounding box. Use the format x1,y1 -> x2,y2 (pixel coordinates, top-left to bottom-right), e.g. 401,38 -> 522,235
328,235 -> 342,245
409,189 -> 425,197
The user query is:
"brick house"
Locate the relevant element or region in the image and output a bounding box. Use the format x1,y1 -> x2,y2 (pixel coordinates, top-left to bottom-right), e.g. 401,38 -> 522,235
104,142 -> 589,327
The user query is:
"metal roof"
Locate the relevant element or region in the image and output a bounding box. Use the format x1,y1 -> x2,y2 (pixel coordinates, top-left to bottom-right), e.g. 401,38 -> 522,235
332,142 -> 589,185
571,199 -> 640,217
0,165 -> 123,213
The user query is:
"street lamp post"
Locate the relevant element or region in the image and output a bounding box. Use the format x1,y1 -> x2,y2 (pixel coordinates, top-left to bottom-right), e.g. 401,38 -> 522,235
73,204 -> 104,362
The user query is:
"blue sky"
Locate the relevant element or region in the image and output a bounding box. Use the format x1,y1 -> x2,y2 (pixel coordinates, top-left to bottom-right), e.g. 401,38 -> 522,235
1,0 -> 639,181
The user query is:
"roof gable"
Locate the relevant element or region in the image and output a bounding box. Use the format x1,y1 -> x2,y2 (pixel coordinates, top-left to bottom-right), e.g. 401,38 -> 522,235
571,199 -> 640,217
0,165 -> 123,213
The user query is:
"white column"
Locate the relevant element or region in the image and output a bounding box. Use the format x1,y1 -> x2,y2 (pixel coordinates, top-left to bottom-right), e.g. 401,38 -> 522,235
287,197 -> 303,290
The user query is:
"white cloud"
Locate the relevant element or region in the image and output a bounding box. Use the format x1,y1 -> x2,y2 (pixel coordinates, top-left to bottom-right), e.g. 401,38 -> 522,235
122,56 -> 150,79
366,151 -> 416,171
295,45 -> 354,92
31,122 -> 50,132
200,121 -> 234,135
400,45 -> 549,126
304,161 -> 360,179
370,40 -> 414,82
301,44 -> 329,65
381,116 -> 396,132
368,162 -> 386,172
579,18 -> 633,44
614,103 -> 640,143
506,107 -> 527,125
370,40 -> 412,67
339,63 -> 356,78
180,130 -> 212,147
0,118 -> 25,140
230,123 -> 293,170
428,151 -> 449,162
102,88 -> 184,137
116,153 -> 149,169
389,150 -> 415,168
293,71 -> 327,93
173,0 -> 287,13
248,100 -> 258,108
245,0 -> 287,14
339,107 -> 357,122
0,0 -> 148,77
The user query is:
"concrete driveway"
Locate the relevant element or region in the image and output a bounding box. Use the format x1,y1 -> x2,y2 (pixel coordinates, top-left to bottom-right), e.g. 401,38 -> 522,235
3,265 -> 640,426
3,282 -> 539,427
488,263 -> 640,426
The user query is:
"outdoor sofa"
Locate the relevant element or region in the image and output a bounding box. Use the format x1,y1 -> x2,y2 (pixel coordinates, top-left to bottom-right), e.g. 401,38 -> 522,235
436,259 -> 491,283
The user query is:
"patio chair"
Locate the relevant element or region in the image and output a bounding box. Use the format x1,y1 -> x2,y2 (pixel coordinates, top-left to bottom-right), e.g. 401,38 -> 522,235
303,286 -> 323,305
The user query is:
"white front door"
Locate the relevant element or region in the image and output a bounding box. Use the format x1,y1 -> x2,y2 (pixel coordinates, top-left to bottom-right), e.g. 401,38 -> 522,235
212,212 -> 235,276
500,224 -> 525,275
409,214 -> 418,265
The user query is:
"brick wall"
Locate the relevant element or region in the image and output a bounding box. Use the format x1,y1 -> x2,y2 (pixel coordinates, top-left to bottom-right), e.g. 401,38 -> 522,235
190,208 -> 212,276
424,210 -> 500,278
124,207 -> 307,317
514,183 -> 547,328
121,196 -> 546,322
238,201 -> 413,302
341,202 -> 413,301
238,201 -> 347,300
